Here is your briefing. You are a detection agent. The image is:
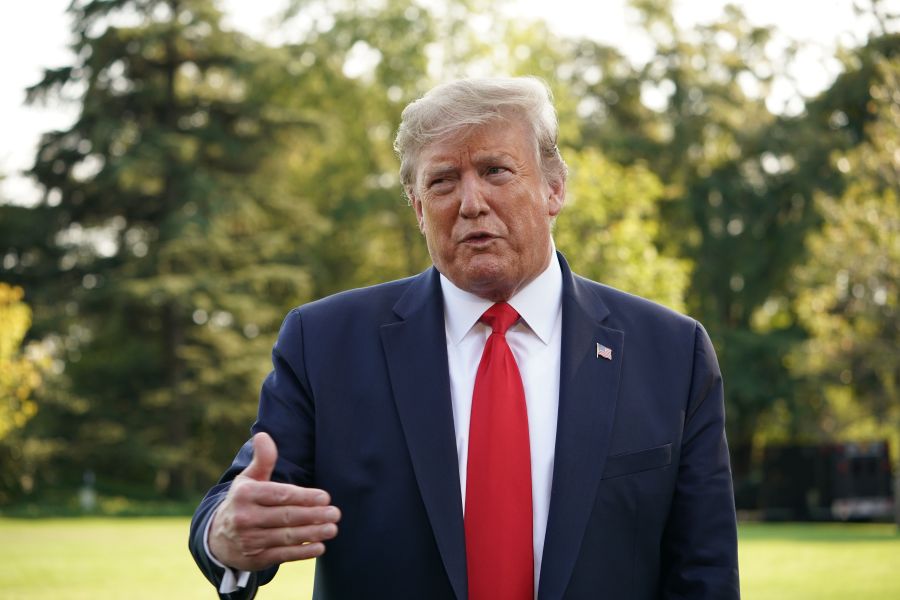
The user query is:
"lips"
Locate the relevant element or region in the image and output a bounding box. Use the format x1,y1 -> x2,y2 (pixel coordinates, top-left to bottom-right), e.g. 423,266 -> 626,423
460,231 -> 498,244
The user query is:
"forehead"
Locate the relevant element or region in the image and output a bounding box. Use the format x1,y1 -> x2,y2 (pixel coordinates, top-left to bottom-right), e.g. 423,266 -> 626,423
417,118 -> 536,170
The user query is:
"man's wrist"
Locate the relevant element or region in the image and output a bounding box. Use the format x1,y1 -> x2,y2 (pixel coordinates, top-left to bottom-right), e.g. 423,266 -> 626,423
203,506 -> 251,593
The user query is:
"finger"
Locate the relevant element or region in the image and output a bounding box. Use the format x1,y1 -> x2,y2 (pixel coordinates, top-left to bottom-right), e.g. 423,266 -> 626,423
234,522 -> 338,558
243,480 -> 332,508
255,542 -> 328,567
266,522 -> 339,548
242,432 -> 278,482
252,504 -> 342,529
228,540 -> 328,572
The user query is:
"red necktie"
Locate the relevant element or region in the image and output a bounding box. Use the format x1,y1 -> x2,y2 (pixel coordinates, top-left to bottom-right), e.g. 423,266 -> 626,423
465,302 -> 533,600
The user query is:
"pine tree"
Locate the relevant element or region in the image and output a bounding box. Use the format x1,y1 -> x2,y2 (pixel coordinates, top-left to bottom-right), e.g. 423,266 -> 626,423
15,0 -> 316,499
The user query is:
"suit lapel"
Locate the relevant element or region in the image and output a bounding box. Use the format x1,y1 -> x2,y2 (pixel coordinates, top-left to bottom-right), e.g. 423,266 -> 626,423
538,255 -> 624,600
380,269 -> 467,600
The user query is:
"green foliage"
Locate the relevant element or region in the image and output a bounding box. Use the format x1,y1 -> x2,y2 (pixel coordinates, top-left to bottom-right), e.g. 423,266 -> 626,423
558,5 -> 899,469
556,148 -> 689,312
0,0 -> 898,507
0,284 -> 51,505
5,0 -> 321,501
542,3 -> 816,456
786,55 -> 900,448
0,284 -> 44,440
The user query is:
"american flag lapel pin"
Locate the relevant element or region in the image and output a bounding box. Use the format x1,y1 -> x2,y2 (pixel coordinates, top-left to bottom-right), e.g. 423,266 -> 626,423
596,342 -> 613,361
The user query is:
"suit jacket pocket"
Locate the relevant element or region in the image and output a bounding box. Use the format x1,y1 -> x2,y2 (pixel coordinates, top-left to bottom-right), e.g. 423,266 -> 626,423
602,443 -> 673,479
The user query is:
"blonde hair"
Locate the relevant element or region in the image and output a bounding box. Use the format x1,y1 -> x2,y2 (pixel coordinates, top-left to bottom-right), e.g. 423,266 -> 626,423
394,77 -> 567,199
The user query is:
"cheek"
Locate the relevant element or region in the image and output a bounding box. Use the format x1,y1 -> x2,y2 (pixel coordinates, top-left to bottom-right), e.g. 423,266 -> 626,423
424,202 -> 454,232
507,204 -> 543,234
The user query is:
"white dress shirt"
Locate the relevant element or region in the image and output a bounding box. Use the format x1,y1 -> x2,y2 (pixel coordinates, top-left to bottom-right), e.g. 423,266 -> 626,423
210,253 -> 563,595
441,253 -> 563,594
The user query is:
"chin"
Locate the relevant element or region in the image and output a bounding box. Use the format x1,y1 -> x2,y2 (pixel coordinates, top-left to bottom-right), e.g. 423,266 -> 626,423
460,268 -> 517,301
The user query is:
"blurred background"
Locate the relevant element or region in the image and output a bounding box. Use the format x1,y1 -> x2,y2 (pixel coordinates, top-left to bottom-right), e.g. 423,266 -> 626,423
0,0 -> 898,597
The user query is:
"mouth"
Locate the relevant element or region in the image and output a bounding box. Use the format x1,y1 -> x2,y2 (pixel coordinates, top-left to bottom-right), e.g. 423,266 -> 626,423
460,231 -> 498,245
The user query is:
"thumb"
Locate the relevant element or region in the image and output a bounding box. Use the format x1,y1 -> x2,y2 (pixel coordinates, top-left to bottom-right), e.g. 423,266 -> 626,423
242,432 -> 278,482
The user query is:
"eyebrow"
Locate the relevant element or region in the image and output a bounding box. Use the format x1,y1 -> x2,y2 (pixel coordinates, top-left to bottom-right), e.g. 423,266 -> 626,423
422,164 -> 458,181
420,150 -> 517,182
471,151 -> 515,164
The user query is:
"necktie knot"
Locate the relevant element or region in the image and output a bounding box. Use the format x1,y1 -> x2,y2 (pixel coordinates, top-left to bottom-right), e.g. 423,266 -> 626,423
480,302 -> 519,335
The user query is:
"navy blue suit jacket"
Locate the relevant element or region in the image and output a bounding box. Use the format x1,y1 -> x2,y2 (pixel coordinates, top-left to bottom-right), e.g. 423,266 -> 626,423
190,253 -> 740,599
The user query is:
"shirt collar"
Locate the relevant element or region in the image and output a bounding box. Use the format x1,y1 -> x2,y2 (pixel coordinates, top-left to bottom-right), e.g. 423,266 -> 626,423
440,251 -> 563,346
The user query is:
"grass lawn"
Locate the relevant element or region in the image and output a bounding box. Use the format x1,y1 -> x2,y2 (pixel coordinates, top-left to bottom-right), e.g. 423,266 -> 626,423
0,517 -> 314,599
738,522 -> 900,599
0,518 -> 898,598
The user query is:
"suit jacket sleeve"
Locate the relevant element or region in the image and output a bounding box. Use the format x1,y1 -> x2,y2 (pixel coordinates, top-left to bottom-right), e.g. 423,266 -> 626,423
189,309 -> 316,599
659,322 -> 740,598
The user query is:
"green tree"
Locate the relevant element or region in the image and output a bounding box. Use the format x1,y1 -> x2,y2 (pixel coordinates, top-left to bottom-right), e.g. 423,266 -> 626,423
559,2 -> 897,481
6,0 -> 319,500
0,283 -> 43,441
568,1 -> 811,471
556,149 -> 689,311
1,0 -> 464,503
274,0 -> 438,295
786,55 -> 900,451
0,283 -> 49,504
747,31 -> 900,443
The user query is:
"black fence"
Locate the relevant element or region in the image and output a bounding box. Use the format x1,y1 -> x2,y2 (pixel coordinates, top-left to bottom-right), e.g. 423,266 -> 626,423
758,441 -> 894,521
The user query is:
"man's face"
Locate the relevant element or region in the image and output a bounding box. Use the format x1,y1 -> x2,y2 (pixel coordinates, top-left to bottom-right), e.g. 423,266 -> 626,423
411,118 -> 565,302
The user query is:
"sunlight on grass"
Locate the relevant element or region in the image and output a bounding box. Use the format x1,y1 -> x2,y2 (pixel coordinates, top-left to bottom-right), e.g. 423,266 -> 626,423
0,518 -> 898,599
0,517 -> 314,599
739,522 -> 900,600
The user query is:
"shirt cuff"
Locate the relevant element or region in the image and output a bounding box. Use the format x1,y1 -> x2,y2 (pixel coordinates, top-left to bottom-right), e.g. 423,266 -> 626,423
203,511 -> 252,593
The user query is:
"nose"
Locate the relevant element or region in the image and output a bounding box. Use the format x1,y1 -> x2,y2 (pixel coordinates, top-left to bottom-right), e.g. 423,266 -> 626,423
458,172 -> 489,218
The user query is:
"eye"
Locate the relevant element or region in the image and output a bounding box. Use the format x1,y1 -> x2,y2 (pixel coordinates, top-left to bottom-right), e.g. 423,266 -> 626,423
486,166 -> 507,176
427,177 -> 455,194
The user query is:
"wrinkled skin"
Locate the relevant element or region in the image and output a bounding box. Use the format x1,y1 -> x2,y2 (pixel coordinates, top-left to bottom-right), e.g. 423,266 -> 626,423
411,118 -> 566,302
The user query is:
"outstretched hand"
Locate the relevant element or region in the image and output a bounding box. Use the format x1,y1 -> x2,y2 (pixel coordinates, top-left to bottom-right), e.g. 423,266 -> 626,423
208,432 -> 340,571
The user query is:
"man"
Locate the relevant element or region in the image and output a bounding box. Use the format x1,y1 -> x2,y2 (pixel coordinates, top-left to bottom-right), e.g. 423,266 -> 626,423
189,77 -> 740,599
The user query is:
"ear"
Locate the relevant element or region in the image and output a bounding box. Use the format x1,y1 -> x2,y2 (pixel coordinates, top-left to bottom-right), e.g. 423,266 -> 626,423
410,188 -> 426,233
547,176 -> 566,217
